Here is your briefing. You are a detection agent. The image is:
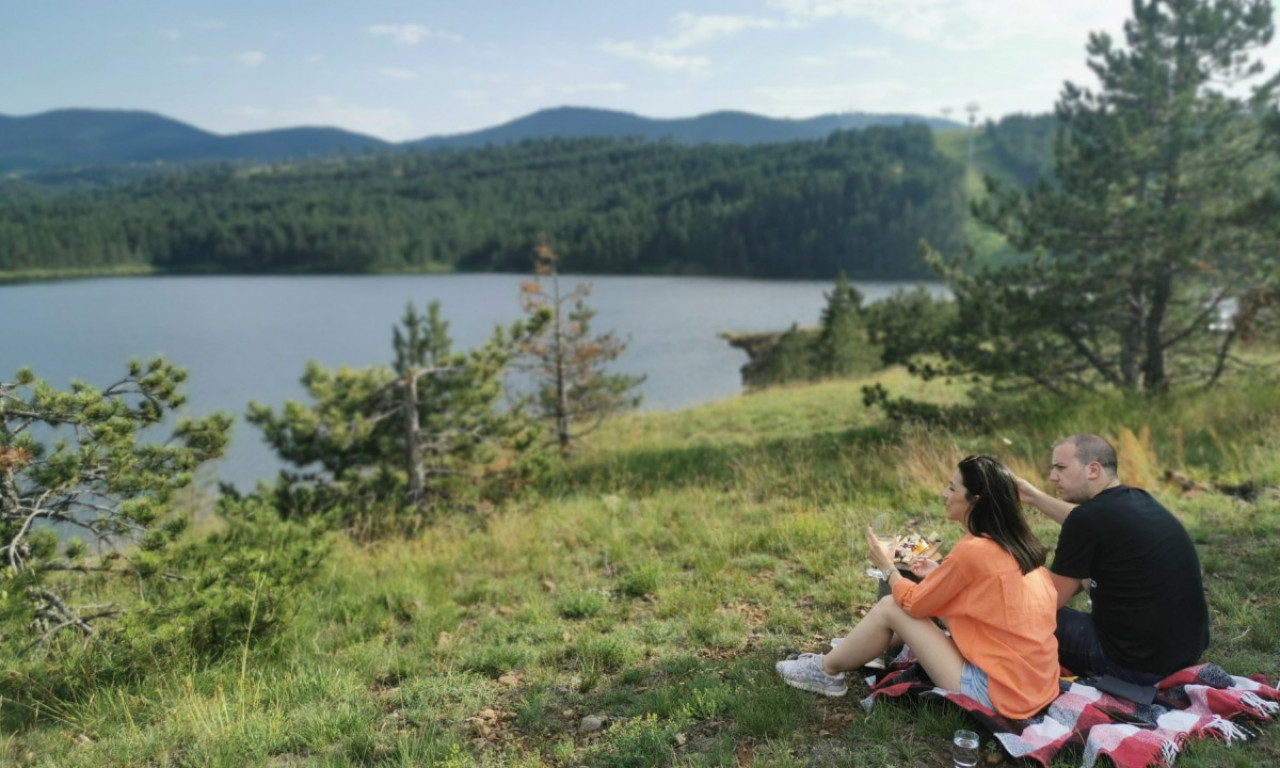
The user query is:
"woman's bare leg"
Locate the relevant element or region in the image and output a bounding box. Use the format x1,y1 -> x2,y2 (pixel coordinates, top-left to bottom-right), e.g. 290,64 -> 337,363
821,596 -> 964,691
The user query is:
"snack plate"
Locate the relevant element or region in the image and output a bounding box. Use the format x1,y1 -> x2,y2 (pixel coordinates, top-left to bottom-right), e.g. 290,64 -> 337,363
886,532 -> 943,565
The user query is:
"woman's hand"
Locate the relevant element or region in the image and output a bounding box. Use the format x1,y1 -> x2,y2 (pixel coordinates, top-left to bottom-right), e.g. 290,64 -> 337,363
865,526 -> 895,572
909,556 -> 939,578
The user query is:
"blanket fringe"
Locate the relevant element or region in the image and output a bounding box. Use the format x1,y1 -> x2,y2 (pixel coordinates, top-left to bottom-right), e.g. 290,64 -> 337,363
1203,715 -> 1250,743
1239,691 -> 1279,718
1160,738 -> 1180,767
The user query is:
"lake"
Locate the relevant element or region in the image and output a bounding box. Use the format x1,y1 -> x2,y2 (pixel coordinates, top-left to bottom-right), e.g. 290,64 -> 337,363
0,274 -> 940,489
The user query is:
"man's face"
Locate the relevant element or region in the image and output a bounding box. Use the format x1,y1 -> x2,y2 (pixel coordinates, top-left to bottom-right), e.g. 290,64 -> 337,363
1049,442 -> 1095,503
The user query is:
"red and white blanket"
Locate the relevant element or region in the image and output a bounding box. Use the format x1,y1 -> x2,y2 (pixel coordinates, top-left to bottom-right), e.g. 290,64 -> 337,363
862,657 -> 1279,768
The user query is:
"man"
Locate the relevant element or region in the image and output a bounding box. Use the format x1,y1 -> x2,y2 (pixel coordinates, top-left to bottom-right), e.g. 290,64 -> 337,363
1019,434 -> 1209,685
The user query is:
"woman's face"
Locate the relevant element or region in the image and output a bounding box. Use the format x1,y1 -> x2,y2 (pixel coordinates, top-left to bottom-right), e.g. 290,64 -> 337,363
943,468 -> 974,525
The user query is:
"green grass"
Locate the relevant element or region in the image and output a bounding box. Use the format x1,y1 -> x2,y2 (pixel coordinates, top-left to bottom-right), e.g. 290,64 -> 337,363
5,366 -> 1280,767
934,126 -> 1034,268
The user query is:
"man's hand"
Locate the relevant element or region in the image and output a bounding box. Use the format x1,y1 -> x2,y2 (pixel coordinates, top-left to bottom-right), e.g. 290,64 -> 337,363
1016,476 -> 1040,504
1013,472 -> 1075,525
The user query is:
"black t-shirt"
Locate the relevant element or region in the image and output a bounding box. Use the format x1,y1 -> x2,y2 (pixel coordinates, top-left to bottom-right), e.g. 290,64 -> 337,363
1051,486 -> 1210,675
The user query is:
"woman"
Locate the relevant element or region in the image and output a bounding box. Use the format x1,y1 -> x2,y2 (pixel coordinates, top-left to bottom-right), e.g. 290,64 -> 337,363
776,455 -> 1060,720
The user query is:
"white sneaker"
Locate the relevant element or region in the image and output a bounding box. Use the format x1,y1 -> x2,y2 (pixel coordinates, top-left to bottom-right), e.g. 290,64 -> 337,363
775,653 -> 848,697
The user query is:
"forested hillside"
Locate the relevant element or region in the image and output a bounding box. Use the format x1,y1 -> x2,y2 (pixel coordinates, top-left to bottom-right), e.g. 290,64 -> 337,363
980,113 -> 1057,187
0,125 -> 966,278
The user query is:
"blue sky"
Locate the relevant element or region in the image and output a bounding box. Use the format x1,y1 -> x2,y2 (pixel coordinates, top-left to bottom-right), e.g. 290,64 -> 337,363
5,1 -> 1272,142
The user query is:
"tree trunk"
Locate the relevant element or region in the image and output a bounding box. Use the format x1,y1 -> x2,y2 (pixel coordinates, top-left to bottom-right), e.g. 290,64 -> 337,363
403,370 -> 426,506
551,270 -> 572,459
555,332 -> 570,458
1121,277 -> 1144,390
1142,270 -> 1172,393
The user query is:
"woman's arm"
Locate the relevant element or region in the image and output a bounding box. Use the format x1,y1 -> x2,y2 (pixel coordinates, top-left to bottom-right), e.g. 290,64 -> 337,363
866,527 -> 912,590
891,539 -> 974,618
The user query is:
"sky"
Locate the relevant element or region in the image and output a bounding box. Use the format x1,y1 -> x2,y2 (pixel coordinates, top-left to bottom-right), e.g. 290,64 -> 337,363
4,1 -> 1275,143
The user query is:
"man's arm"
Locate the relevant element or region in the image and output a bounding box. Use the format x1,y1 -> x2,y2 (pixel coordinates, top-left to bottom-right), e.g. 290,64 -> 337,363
1016,477 -> 1076,526
1051,572 -> 1083,609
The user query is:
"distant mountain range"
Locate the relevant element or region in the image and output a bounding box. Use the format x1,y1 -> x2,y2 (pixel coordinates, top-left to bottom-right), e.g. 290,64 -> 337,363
0,106 -> 964,174
409,106 -> 962,149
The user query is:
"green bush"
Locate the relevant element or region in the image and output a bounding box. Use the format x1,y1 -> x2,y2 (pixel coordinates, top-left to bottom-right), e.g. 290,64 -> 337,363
97,494 -> 327,679
0,494 -> 328,730
861,286 -> 956,367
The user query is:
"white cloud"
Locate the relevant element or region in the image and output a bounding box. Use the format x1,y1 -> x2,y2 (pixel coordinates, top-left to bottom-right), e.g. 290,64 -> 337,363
379,67 -> 418,80
234,51 -> 266,68
368,23 -> 462,45
598,40 -> 709,74
663,13 -> 795,50
796,46 -> 892,67
600,12 -> 797,74
160,19 -> 226,43
768,0 -> 1128,52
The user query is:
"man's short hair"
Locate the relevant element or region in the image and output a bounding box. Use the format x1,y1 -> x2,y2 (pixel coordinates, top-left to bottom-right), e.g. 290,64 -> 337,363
1058,434 -> 1118,477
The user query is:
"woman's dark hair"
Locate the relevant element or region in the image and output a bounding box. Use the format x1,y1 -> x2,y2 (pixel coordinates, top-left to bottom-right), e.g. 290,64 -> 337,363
957,454 -> 1048,574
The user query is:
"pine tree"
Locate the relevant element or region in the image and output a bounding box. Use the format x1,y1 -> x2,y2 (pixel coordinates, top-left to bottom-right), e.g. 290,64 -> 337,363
516,241 -> 643,458
1,359 -> 231,651
929,0 -> 1280,394
812,270 -> 868,377
248,301 -> 538,519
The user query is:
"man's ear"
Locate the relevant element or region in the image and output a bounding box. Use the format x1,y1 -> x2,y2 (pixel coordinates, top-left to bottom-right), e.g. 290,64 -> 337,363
1086,461 -> 1103,480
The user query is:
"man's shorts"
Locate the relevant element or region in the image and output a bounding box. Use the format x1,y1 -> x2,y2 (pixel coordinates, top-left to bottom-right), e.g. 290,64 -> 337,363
1055,607 -> 1162,686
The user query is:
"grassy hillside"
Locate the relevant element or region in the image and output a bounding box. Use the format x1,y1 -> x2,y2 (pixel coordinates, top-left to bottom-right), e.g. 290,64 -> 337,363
933,121 -> 1052,268
4,368 -> 1280,767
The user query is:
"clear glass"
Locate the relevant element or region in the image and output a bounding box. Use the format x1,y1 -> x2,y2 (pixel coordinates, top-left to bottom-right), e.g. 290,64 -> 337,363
952,729 -> 980,768
871,512 -> 895,550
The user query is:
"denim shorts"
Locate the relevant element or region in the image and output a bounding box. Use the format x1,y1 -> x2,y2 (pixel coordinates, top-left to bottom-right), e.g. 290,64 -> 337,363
960,661 -> 994,709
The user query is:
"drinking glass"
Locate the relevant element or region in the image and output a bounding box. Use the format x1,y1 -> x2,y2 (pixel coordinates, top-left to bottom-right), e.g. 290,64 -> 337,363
870,513 -> 895,547
952,729 -> 979,768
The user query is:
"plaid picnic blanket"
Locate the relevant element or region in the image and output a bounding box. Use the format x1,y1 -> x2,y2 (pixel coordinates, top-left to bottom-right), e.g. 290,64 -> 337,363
861,654 -> 1279,768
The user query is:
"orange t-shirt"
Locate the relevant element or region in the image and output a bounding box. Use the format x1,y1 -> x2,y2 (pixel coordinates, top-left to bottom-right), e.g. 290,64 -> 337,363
892,533 -> 1059,719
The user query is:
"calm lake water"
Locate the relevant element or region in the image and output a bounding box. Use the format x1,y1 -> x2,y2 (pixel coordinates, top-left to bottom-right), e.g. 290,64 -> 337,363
0,274 -> 940,490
